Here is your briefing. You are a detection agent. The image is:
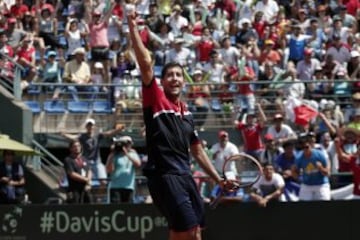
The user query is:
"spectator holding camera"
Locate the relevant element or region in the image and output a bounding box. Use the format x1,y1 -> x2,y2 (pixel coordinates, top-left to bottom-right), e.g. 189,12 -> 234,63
106,136 -> 141,203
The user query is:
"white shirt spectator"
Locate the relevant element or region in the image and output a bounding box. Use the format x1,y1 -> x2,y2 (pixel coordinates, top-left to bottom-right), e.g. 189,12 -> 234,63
219,47 -> 240,67
296,58 -> 321,81
165,47 -> 192,66
254,0 -> 279,24
167,14 -> 189,37
326,45 -> 351,65
136,0 -> 150,16
211,142 -> 239,173
284,79 -> 306,99
203,62 -> 226,84
252,172 -> 285,199
267,124 -> 296,141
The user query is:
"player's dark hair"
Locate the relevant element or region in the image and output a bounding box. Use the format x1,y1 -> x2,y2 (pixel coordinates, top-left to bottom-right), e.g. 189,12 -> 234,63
161,62 -> 184,79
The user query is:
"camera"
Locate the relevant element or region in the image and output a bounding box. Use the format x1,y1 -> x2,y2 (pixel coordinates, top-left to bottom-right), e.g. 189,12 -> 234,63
113,136 -> 133,152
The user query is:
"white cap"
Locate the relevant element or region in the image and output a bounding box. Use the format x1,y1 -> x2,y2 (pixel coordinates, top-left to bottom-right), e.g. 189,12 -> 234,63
94,62 -> 104,68
73,47 -> 86,55
85,118 -> 96,125
114,136 -> 133,143
351,50 -> 360,58
193,69 -> 202,75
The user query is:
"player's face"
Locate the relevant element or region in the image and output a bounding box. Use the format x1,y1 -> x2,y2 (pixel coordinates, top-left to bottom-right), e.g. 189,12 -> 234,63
161,66 -> 184,100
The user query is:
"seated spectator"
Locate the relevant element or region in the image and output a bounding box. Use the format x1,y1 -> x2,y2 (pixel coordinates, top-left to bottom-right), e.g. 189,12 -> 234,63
15,35 -> 37,89
250,163 -> 285,207
39,50 -> 62,99
258,39 -> 281,66
210,171 -> 248,205
165,37 -> 192,67
202,50 -> 226,87
63,140 -> 93,204
10,0 -> 28,19
5,17 -> 26,50
0,150 -> 26,204
326,34 -> 351,65
106,136 -> 141,203
63,47 -> 99,101
296,48 -> 321,83
335,127 -> 360,172
91,62 -> 107,92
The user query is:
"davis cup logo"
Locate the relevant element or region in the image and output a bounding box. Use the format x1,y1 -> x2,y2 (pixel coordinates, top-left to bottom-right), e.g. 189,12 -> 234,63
1,207 -> 23,234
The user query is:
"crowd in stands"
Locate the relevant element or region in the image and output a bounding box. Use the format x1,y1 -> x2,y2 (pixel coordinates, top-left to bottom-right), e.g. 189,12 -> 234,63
2,0 -> 360,204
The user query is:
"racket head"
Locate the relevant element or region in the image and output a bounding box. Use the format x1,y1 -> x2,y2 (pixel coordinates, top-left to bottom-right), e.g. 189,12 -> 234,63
222,153 -> 263,188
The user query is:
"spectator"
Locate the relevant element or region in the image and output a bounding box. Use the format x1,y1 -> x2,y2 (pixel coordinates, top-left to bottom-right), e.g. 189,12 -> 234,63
258,39 -> 281,66
62,47 -> 98,101
285,24 -> 314,65
211,130 -> 239,174
63,140 -> 93,204
85,1 -> 116,84
15,35 -> 37,88
296,48 -> 321,82
186,68 -> 210,131
234,103 -> 266,160
0,150 -> 26,204
64,18 -> 89,60
250,163 -> 285,207
326,34 -> 351,64
335,137 -> 360,199
194,27 -> 219,63
106,136 -> 141,203
61,118 -> 124,186
259,133 -> 283,164
10,0 -> 28,19
39,50 -> 62,99
306,18 -> 327,60
145,3 -> 163,32
153,21 -> 174,65
254,0 -> 279,24
165,37 -> 192,67
292,135 -> 331,201
320,132 -> 338,174
266,113 -> 297,146
219,35 -> 240,70
167,4 -> 188,37
275,140 -> 300,201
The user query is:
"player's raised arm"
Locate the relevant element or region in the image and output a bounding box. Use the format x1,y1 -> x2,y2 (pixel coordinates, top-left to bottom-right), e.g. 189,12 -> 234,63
127,5 -> 154,86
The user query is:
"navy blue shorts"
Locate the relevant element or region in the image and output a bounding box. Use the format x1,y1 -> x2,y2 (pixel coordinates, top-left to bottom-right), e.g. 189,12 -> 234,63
147,174 -> 205,232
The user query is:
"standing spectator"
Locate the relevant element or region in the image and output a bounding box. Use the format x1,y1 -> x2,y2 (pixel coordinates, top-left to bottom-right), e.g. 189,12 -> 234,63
234,62 -> 257,113
145,3 -> 163,32
10,0 -> 28,19
85,1 -> 116,84
6,17 -> 26,50
64,18 -> 89,60
296,48 -> 321,82
250,163 -> 285,207
62,47 -> 98,101
320,132 -> 338,174
211,130 -> 239,174
266,113 -> 297,145
61,118 -> 124,186
258,39 -> 281,66
254,0 -> 279,24
165,38 -> 192,67
63,140 -> 93,204
234,103 -> 266,160
259,133 -> 283,164
167,4 -> 188,37
306,18 -> 327,60
106,136 -> 141,203
275,140 -> 300,201
219,35 -> 240,69
195,27 -> 219,63
202,49 -> 226,86
326,34 -> 351,65
0,150 -> 26,204
285,24 -> 314,65
292,135 -> 331,201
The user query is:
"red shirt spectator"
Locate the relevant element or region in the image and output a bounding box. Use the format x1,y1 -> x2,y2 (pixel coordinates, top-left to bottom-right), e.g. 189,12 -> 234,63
17,44 -> 35,63
348,156 -> 360,196
112,3 -> 123,19
346,0 -> 360,16
197,38 -> 215,62
215,0 -> 236,20
237,66 -> 255,95
10,0 -> 28,18
236,122 -> 264,151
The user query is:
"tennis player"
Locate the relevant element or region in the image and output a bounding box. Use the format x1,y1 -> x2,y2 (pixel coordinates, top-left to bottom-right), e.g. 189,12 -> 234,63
127,6 -> 229,240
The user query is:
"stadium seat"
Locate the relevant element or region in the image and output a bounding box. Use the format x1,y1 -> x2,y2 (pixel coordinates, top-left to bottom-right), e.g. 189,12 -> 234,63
44,100 -> 66,113
67,101 -> 90,113
211,99 -> 222,112
92,101 -> 113,114
154,65 -> 163,78
24,101 -> 41,114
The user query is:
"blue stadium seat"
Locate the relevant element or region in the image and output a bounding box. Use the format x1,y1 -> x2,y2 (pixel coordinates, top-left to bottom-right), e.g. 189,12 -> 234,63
24,101 -> 41,114
211,99 -> 222,112
154,65 -> 163,78
92,101 -> 113,114
58,35 -> 67,48
67,101 -> 90,113
230,36 -> 236,46
44,100 -> 66,113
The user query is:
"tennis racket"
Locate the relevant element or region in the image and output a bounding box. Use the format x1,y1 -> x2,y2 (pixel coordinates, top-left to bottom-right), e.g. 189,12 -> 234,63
210,153 -> 263,209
